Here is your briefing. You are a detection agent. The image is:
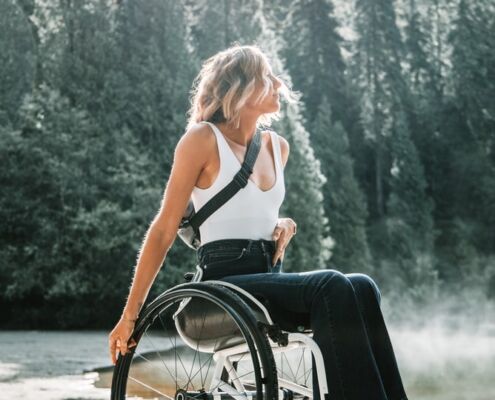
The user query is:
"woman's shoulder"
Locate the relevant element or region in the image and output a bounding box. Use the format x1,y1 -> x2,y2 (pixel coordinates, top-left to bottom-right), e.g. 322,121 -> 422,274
182,122 -> 215,142
174,122 -> 216,164
178,122 -> 217,149
264,129 -> 289,168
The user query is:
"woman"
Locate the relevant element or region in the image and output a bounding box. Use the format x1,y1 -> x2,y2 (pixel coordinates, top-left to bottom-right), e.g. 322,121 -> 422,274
108,44 -> 409,400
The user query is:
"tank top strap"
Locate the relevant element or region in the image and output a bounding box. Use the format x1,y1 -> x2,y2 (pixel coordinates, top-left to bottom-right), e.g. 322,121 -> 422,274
200,121 -> 238,170
200,121 -> 224,147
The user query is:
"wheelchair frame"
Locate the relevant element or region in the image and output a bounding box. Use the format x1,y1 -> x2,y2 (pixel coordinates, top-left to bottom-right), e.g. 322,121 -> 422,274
111,265 -> 329,399
190,266 -> 329,398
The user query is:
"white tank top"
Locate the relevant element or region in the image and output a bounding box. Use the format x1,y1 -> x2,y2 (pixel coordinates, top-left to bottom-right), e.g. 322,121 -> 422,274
191,121 -> 286,245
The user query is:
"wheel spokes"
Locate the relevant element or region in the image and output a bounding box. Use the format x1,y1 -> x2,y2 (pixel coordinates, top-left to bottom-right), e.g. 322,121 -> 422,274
123,295 -> 266,399
127,374 -> 174,399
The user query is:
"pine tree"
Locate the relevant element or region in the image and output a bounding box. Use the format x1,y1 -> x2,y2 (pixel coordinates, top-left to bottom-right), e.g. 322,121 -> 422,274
449,0 -> 495,252
369,109 -> 440,306
273,102 -> 334,271
387,114 -> 433,250
352,0 -> 410,219
0,0 -> 34,125
312,96 -> 372,274
259,20 -> 334,271
186,0 -> 263,61
449,0 -> 495,163
0,83 -> 152,327
277,0 -> 348,128
352,0 -> 438,297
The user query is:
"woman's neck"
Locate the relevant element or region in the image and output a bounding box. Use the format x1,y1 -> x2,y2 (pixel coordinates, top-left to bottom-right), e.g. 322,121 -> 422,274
217,120 -> 258,147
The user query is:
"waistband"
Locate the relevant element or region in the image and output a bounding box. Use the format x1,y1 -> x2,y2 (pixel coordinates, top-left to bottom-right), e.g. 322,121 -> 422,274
197,238 -> 276,258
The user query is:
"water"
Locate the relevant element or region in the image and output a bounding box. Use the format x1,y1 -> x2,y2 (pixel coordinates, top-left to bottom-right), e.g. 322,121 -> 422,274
0,330 -> 109,399
392,324 -> 495,400
0,326 -> 494,399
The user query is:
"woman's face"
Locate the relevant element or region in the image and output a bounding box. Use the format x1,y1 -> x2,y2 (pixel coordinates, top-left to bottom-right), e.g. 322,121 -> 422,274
246,67 -> 282,114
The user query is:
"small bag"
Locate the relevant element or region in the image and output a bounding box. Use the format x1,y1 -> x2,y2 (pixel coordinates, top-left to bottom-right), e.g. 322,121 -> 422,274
177,126 -> 262,250
177,200 -> 200,249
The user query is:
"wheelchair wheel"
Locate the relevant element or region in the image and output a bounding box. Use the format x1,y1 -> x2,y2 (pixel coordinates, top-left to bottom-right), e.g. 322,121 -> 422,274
111,282 -> 278,399
273,345 -> 314,398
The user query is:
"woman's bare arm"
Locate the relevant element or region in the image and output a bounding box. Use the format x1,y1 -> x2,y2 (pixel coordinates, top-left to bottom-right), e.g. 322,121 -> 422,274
121,124 -> 213,320
277,134 -> 289,169
271,133 -> 294,265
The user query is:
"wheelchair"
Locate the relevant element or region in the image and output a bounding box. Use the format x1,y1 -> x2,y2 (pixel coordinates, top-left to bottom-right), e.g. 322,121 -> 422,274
111,265 -> 329,399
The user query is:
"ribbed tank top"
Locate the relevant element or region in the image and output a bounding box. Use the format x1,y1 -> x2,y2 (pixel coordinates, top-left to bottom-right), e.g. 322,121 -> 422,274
191,121 -> 286,245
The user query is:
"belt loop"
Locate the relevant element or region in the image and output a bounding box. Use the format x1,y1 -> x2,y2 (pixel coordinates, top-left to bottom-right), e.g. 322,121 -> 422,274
260,240 -> 271,269
246,239 -> 253,253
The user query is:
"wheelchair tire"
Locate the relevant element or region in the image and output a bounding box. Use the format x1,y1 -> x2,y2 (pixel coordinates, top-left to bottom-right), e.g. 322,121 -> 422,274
111,282 -> 279,399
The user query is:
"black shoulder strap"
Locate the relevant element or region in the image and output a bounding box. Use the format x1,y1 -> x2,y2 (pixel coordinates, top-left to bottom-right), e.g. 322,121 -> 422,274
189,127 -> 262,230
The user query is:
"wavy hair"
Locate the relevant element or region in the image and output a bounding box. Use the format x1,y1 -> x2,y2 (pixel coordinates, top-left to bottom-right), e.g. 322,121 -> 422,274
185,43 -> 299,132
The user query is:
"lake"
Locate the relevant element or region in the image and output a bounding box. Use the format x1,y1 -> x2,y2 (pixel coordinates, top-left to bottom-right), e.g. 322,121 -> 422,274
0,323 -> 494,399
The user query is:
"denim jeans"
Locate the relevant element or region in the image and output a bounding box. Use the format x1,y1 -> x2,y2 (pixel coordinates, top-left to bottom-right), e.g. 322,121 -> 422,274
197,238 -> 409,400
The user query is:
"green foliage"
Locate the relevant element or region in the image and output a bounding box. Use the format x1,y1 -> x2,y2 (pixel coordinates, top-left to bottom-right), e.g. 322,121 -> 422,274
449,0 -> 495,160
0,1 -> 34,125
350,0 -> 442,301
279,0 -> 348,127
1,0 -> 494,327
0,83 -> 159,327
256,14 -> 334,271
311,96 -> 372,274
386,112 -> 435,252
274,102 -> 334,271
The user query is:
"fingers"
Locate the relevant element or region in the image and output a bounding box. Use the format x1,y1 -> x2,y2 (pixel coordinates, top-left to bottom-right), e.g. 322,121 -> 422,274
272,248 -> 284,266
271,218 -> 297,265
272,225 -> 283,241
272,226 -> 291,266
109,335 -> 136,365
109,338 -> 116,365
272,233 -> 287,265
120,338 -> 128,356
109,336 -> 119,365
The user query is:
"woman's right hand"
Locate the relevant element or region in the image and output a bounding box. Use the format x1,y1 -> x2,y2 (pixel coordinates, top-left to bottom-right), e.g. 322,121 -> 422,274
108,317 -> 138,365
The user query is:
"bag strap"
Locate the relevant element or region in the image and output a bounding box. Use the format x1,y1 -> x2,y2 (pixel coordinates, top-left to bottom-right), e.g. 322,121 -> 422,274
188,127 -> 262,230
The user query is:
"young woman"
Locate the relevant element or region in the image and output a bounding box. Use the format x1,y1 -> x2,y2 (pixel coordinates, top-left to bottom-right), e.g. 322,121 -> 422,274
108,44 -> 409,400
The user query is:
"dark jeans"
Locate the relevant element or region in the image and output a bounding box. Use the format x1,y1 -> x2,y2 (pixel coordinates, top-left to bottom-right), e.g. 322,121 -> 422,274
197,238 -> 409,400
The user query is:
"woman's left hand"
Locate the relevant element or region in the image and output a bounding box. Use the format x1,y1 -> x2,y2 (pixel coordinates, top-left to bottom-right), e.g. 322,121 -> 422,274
271,218 -> 297,266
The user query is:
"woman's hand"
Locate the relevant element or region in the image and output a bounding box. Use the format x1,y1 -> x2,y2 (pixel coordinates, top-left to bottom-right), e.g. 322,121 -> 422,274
271,217 -> 297,266
108,316 -> 138,365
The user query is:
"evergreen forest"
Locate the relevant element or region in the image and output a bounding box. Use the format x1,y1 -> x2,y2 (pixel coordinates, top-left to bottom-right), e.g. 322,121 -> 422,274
1,0 -> 494,329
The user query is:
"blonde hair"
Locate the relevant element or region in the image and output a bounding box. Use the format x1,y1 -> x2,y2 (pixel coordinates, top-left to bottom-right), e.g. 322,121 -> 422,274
185,43 -> 299,132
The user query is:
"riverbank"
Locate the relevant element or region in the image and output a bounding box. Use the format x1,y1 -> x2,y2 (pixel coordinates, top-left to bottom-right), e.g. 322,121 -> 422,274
1,326 -> 494,399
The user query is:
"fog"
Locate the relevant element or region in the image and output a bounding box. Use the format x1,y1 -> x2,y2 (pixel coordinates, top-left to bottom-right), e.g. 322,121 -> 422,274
1,302 -> 494,399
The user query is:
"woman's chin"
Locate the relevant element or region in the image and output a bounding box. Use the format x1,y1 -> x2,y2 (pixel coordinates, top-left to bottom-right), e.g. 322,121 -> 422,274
259,101 -> 280,114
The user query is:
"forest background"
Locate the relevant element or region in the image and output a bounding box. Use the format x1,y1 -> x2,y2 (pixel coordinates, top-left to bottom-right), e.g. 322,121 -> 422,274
1,0 -> 494,332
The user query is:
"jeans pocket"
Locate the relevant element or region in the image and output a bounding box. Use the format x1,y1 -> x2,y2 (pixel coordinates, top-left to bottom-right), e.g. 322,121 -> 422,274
203,248 -> 248,271
207,248 -> 247,263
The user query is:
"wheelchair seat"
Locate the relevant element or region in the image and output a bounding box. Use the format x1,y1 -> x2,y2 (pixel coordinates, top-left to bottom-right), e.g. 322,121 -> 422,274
175,295 -> 266,352
182,270 -> 312,334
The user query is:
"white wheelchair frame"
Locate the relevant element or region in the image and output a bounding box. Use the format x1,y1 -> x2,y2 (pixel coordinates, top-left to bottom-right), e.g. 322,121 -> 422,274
173,265 -> 329,399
